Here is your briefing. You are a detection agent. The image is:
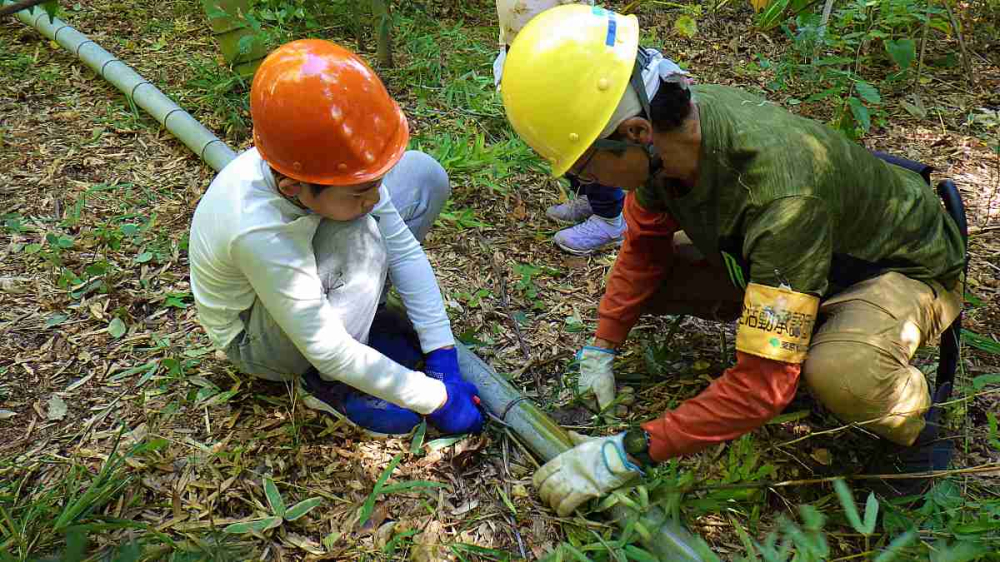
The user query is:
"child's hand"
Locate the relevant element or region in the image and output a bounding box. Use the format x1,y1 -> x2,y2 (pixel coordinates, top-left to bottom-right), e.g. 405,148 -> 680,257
427,379 -> 484,434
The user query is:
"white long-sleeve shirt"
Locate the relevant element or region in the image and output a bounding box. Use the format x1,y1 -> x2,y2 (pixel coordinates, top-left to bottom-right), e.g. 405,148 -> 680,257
189,149 -> 451,414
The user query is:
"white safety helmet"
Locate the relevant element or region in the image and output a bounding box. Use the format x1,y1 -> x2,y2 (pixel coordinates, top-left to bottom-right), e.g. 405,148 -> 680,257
494,0 -> 595,87
496,0 -> 595,46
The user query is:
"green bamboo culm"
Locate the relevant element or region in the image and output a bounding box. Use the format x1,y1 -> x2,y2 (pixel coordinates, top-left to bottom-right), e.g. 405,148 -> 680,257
202,0 -> 269,78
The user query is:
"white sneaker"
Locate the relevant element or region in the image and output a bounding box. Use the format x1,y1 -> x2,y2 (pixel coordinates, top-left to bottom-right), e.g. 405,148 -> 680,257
553,215 -> 626,256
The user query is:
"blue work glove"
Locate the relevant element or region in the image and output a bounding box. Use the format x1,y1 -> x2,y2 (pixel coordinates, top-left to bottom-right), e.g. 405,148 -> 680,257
427,379 -> 484,435
424,347 -> 461,382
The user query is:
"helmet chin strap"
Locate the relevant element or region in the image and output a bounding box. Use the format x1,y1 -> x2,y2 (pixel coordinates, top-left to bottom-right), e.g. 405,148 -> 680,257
591,57 -> 663,186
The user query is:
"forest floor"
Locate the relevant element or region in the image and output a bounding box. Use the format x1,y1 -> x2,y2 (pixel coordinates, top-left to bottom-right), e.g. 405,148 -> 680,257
1,0 -> 999,560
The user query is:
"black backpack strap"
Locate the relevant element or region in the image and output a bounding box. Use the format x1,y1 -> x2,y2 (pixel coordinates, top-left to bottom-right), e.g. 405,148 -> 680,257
870,150 -> 934,185
933,180 -> 968,401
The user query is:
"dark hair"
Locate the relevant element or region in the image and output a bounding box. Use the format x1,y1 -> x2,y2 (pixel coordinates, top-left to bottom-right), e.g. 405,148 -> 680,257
648,79 -> 693,131
604,78 -> 693,146
271,167 -> 330,196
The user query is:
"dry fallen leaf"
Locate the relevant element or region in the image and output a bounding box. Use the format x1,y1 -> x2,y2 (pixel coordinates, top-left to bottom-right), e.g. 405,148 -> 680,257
47,395 -> 68,421
450,498 -> 479,516
0,277 -> 29,294
285,533 -> 325,555
410,520 -> 454,562
811,448 -> 832,466
0,409 -> 17,420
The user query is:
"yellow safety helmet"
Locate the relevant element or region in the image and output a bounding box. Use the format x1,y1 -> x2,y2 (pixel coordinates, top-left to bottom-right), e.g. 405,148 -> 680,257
501,4 -> 638,177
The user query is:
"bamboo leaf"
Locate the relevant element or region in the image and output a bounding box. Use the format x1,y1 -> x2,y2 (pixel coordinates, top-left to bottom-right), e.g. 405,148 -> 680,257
849,97 -> 871,133
757,0 -> 790,30
833,479 -> 866,534
497,485 -> 516,515
379,481 -> 447,495
624,545 -> 660,562
409,420 -> 426,455
358,453 -> 404,527
264,477 -> 285,518
885,38 -> 916,70
873,529 -> 918,562
424,436 -> 464,451
284,497 -> 322,521
963,330 -> 1000,354
559,543 -> 591,562
862,492 -> 879,534
223,516 -> 282,535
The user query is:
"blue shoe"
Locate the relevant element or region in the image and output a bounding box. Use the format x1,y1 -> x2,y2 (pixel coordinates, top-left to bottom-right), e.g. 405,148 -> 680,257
301,369 -> 421,436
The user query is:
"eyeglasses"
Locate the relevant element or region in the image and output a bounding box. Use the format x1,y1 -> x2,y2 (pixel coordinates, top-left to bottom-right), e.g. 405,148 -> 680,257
568,148 -> 599,184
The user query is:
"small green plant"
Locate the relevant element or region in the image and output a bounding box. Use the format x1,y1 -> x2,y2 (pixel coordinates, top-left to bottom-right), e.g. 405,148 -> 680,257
513,263 -> 547,311
759,0 -> 954,138
0,428 -> 167,561
457,288 -> 491,308
436,201 -> 492,230
222,476 -> 322,535
356,453 -> 446,528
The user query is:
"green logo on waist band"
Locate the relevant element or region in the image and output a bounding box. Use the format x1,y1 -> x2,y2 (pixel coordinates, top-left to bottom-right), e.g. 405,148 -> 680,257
721,251 -> 747,290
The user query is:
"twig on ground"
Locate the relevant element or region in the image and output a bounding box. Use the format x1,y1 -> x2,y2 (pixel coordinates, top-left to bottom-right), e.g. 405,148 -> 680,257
913,3 -> 930,96
685,463 -> 1000,492
939,0 -> 973,90
770,388 -> 1000,451
505,513 -> 527,559
479,235 -> 531,363
511,350 -> 573,378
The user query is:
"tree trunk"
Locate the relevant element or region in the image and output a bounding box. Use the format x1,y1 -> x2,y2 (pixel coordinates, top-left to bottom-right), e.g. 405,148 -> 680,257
372,0 -> 393,68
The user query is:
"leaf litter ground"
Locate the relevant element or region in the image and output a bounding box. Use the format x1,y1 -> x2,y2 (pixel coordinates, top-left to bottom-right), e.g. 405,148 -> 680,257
1,0 -> 998,560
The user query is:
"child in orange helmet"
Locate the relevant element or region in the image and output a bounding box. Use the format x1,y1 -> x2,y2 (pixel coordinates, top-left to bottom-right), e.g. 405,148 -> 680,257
190,40 -> 483,436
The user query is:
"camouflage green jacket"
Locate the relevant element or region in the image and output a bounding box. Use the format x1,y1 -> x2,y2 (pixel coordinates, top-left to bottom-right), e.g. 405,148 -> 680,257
637,85 -> 965,296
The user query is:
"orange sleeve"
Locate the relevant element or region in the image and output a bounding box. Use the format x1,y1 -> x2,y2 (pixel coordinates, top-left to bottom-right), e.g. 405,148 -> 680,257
596,192 -> 679,345
641,352 -> 800,461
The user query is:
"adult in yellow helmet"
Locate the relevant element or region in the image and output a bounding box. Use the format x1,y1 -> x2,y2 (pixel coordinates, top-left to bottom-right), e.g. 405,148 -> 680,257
502,5 -> 966,515
494,0 -> 633,256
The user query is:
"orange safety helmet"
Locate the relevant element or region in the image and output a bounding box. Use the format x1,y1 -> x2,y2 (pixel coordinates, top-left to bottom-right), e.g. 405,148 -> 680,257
251,39 -> 409,186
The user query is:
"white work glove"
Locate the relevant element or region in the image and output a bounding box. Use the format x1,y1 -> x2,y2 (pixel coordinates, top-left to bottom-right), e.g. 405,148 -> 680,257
577,345 -> 616,411
533,432 -> 643,517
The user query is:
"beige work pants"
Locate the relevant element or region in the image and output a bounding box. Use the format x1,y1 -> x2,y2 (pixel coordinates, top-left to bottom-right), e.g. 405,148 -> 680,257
646,233 -> 963,446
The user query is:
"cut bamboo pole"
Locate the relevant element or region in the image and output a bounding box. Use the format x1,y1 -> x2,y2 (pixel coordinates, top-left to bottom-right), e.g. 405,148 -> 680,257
7,2 -> 236,172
